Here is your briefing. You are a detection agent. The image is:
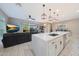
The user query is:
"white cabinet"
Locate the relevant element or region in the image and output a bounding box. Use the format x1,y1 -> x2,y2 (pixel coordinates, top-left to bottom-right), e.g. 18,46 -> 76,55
48,36 -> 63,56
63,33 -> 71,46
56,37 -> 64,55
32,32 -> 69,56
48,40 -> 56,56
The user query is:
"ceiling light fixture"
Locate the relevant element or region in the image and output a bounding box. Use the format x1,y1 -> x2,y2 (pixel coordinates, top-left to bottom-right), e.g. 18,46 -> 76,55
41,4 -> 47,20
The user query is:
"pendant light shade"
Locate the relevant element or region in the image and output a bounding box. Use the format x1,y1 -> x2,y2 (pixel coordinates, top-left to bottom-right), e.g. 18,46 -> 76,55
41,4 -> 47,20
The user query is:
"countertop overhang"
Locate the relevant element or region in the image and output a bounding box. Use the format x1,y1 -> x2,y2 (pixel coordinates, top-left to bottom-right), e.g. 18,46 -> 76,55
32,31 -> 69,42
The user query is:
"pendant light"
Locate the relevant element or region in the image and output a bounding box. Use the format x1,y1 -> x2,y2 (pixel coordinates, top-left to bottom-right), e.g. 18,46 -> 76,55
41,4 -> 47,20
48,9 -> 53,21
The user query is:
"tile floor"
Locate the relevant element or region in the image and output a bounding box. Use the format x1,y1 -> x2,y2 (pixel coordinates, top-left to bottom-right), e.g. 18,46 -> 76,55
60,35 -> 79,56
0,35 -> 79,56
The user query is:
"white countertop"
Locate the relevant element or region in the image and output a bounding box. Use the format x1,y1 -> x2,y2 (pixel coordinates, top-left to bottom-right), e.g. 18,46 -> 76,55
32,31 -> 69,42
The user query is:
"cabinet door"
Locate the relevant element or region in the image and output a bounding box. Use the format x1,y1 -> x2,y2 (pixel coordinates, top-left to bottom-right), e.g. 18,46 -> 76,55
55,39 -> 60,55
66,34 -> 70,43
63,34 -> 70,45
48,41 -> 56,56
48,37 -> 64,56
55,37 -> 63,55
59,37 -> 64,52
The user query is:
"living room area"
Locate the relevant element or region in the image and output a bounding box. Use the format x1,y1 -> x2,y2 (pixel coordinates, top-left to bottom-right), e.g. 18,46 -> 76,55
0,3 -> 44,56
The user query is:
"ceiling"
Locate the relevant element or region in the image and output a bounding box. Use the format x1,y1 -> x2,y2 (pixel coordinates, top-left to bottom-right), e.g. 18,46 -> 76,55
0,3 -> 79,21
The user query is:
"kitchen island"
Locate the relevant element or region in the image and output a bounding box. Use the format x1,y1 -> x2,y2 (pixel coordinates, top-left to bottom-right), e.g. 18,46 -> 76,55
32,31 -> 70,56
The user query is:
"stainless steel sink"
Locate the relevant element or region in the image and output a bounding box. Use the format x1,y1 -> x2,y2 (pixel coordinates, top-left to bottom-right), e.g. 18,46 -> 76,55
49,33 -> 59,36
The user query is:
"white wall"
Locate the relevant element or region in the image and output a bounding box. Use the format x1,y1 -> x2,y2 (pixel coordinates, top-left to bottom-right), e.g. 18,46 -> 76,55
0,10 -> 7,40
57,19 -> 79,38
0,9 -> 8,20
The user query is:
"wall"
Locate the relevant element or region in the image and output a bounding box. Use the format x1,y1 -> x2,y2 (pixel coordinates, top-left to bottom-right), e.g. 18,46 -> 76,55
0,9 -> 8,20
0,9 -> 8,40
7,17 -> 29,32
57,19 -> 79,38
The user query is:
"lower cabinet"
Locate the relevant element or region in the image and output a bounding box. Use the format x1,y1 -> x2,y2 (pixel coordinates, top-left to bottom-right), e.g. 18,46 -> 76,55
63,33 -> 71,47
32,33 -> 69,56
56,37 -> 64,55
48,40 -> 56,56
48,36 -> 63,56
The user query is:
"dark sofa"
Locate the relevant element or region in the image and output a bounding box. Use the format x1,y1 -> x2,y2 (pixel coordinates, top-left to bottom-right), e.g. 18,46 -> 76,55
2,32 -> 31,48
